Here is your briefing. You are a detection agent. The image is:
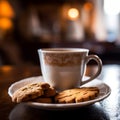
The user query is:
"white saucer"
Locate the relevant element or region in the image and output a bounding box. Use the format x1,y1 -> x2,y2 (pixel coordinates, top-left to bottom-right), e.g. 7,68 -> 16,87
8,76 -> 111,110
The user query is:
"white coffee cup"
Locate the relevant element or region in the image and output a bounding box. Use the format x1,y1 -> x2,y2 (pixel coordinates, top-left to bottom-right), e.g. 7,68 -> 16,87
38,48 -> 102,91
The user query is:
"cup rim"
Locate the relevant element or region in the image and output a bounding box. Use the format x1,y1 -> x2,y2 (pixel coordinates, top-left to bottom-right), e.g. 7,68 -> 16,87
38,48 -> 89,53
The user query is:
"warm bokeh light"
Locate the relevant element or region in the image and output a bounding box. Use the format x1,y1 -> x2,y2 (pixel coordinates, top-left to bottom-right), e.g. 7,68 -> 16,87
83,2 -> 93,12
0,0 -> 14,18
0,0 -> 14,31
0,18 -> 13,30
2,66 -> 12,72
68,8 -> 79,20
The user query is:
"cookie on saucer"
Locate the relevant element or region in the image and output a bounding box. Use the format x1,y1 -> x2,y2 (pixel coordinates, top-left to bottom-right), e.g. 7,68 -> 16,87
12,82 -> 56,103
54,87 -> 99,103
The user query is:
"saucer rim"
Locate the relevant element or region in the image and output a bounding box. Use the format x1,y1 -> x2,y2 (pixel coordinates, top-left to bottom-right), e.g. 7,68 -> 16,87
8,76 -> 111,110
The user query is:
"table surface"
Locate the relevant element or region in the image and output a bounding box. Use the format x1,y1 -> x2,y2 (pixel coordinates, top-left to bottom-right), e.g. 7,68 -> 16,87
0,64 -> 120,120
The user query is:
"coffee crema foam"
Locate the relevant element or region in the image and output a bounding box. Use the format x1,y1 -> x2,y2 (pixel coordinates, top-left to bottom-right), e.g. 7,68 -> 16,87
43,53 -> 84,66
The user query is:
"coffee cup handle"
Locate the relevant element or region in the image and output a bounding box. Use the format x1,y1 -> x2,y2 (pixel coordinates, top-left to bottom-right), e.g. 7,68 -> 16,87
81,55 -> 102,85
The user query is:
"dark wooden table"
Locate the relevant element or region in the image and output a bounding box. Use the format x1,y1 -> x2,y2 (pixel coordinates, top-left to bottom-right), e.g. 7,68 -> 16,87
0,64 -> 119,120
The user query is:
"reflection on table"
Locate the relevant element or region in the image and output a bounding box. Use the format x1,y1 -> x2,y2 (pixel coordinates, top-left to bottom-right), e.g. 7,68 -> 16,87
9,103 -> 109,120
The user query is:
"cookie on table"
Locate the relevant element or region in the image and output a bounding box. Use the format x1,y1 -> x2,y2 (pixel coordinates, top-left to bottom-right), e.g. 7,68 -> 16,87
54,87 -> 99,103
12,82 -> 53,103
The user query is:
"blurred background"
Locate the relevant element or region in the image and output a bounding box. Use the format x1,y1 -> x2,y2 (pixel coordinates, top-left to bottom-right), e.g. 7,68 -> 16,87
0,0 -> 120,66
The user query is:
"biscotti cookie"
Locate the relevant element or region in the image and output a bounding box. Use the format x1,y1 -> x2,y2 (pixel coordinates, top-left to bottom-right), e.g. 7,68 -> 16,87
12,82 -> 51,103
54,87 -> 99,103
